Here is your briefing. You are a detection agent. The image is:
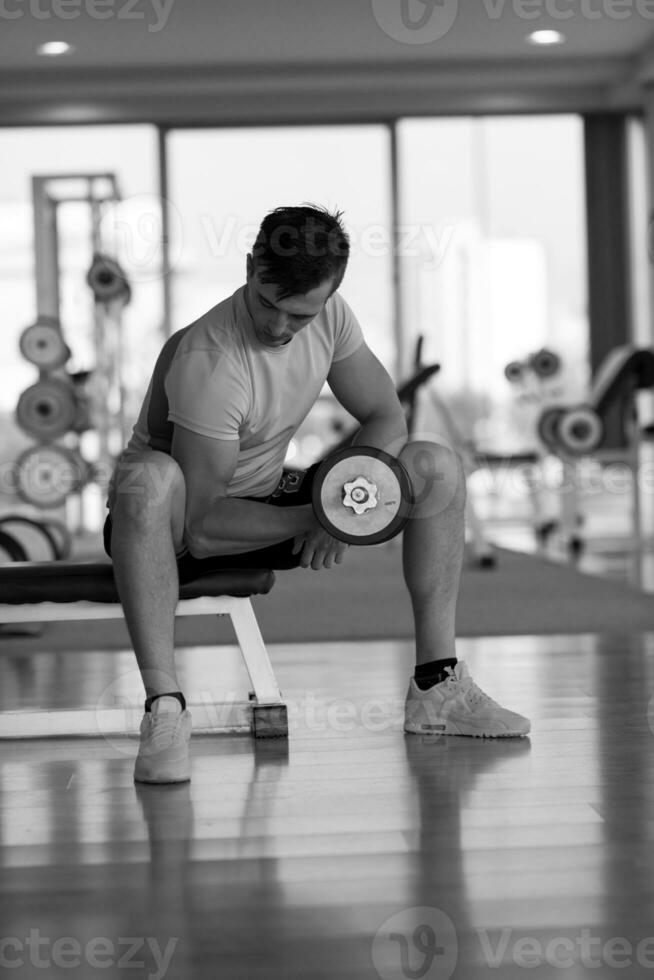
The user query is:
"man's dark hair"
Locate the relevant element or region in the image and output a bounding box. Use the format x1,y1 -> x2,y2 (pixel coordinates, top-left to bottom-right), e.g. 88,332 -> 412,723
251,204 -> 350,299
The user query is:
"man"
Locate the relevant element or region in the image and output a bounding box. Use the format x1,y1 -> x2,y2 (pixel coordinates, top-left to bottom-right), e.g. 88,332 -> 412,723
105,205 -> 530,784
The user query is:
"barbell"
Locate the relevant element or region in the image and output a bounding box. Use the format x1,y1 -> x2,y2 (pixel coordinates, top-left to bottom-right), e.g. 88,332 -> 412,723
311,447 -> 414,546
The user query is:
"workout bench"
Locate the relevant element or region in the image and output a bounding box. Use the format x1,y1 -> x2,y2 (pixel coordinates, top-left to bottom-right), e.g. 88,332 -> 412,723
0,561 -> 288,740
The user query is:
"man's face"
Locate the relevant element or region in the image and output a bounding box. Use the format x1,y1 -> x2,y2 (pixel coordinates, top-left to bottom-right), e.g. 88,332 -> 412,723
245,257 -> 335,349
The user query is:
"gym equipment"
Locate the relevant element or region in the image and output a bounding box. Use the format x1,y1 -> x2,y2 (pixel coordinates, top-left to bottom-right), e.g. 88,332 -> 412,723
532,346 -> 654,570
312,447 -> 413,545
0,528 -> 28,563
536,347 -> 654,457
0,563 -> 287,740
15,378 -> 77,441
0,516 -> 60,562
86,253 -> 131,305
504,360 -> 525,383
504,348 -> 562,384
19,317 -> 70,370
531,348 -> 561,379
40,517 -> 73,559
554,405 -> 605,456
14,445 -> 86,509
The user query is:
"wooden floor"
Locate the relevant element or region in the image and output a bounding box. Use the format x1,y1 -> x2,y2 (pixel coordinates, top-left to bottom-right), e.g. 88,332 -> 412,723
1,633 -> 654,979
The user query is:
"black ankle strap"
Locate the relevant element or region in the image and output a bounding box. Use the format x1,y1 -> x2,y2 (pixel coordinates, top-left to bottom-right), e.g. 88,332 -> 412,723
145,692 -> 186,712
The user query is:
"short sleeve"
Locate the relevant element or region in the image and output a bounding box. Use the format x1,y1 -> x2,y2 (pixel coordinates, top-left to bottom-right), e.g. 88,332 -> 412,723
165,349 -> 248,440
330,292 -> 365,363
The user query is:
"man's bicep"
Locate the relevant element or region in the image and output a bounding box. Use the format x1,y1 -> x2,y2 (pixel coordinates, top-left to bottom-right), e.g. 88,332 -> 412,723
170,424 -> 239,517
327,342 -> 402,423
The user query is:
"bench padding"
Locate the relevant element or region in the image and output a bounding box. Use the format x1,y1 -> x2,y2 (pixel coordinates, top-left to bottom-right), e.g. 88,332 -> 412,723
0,561 -> 275,604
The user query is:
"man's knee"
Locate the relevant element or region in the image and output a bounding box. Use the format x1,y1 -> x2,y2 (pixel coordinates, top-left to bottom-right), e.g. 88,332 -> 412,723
110,451 -> 185,525
399,439 -> 466,519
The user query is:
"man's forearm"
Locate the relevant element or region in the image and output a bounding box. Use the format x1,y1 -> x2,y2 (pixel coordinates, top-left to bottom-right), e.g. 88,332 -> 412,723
186,498 -> 315,558
351,411 -> 409,454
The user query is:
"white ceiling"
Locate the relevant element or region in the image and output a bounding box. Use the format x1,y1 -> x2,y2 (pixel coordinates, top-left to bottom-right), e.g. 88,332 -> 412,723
1,0 -> 653,124
0,0 -> 652,70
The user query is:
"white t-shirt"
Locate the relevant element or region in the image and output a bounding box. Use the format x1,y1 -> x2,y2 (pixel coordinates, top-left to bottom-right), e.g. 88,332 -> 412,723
123,285 -> 364,498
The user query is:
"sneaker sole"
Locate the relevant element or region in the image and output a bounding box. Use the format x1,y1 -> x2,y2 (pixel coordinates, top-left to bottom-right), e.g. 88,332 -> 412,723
134,771 -> 191,784
404,720 -> 530,738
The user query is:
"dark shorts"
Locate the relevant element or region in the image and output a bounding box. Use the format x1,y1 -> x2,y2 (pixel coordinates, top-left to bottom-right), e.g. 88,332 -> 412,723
103,463 -> 322,582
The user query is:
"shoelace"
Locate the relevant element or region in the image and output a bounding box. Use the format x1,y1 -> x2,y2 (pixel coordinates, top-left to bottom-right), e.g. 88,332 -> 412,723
146,712 -> 184,748
443,669 -> 499,708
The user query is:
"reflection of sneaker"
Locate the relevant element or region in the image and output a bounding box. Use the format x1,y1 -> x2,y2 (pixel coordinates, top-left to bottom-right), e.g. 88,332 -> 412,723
404,661 -> 530,738
134,697 -> 192,784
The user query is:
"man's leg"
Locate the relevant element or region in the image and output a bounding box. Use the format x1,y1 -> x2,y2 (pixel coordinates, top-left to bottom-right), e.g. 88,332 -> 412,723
397,439 -> 530,737
109,451 -> 191,782
398,440 -> 465,667
110,450 -> 187,698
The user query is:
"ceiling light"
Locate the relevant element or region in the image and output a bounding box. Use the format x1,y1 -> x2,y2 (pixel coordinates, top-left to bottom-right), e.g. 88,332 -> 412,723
37,41 -> 74,57
526,30 -> 565,45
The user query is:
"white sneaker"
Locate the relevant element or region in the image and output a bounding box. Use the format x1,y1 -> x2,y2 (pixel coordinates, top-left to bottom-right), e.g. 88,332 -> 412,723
134,696 -> 192,784
404,661 -> 530,738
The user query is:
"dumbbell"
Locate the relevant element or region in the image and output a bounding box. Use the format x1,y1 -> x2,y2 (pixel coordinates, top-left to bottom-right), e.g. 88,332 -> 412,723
311,447 -> 414,545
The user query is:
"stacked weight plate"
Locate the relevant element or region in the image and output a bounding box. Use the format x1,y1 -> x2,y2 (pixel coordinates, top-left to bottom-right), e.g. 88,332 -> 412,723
7,316 -> 82,558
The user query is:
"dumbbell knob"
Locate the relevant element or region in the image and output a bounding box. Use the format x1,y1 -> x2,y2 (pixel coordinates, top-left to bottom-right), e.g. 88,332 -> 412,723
343,476 -> 378,515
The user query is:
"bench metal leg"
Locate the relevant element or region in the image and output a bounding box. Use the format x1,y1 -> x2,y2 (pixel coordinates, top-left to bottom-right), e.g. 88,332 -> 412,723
0,595 -> 287,739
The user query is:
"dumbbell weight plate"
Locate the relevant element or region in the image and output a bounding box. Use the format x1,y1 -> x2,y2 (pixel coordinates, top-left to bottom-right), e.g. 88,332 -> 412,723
0,528 -> 28,563
0,516 -> 59,562
15,378 -> 77,440
42,518 -> 73,559
86,254 -> 131,303
504,361 -> 525,383
556,406 -> 604,456
14,445 -> 85,509
19,320 -> 70,370
312,447 -> 413,545
537,407 -> 566,452
531,348 -> 561,379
